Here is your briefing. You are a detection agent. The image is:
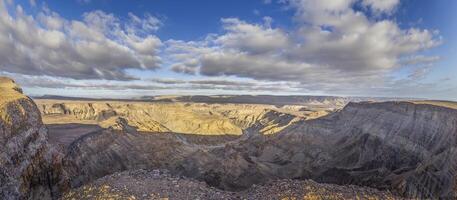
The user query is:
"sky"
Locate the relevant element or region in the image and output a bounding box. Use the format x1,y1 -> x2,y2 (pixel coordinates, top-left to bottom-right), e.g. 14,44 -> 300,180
0,0 -> 456,100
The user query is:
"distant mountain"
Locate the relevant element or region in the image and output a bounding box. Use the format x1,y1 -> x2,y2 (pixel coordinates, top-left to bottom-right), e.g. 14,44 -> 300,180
33,95 -> 148,102
142,95 -> 417,106
35,94 -> 420,106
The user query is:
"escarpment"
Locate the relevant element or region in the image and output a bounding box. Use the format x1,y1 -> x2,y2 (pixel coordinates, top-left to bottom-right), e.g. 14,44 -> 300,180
264,102 -> 457,199
0,77 -> 67,200
61,100 -> 457,199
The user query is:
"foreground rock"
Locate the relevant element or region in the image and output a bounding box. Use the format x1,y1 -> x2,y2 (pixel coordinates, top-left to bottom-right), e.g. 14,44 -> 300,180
0,77 -> 67,199
63,169 -> 400,200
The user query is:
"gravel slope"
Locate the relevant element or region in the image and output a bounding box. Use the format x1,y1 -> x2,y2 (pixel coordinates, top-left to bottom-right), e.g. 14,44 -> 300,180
63,169 -> 401,200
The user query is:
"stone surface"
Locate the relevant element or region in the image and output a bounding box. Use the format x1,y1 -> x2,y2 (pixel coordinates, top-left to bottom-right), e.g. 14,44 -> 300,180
0,77 -> 67,200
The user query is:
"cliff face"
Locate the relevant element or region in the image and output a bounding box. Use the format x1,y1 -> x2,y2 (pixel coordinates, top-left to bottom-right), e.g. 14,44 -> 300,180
265,102 -> 457,198
37,101 -> 306,135
0,77 -> 66,199
63,101 -> 457,199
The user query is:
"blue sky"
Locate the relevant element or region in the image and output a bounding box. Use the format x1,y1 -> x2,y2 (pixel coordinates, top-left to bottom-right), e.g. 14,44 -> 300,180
1,0 -> 457,100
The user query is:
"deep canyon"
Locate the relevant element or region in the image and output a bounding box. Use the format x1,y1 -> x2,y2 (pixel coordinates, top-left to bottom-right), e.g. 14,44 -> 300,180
2,77 -> 457,199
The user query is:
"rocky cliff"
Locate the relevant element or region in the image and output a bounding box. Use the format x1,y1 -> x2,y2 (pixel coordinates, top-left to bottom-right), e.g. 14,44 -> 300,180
253,101 -> 457,199
63,101 -> 457,199
0,77 -> 67,199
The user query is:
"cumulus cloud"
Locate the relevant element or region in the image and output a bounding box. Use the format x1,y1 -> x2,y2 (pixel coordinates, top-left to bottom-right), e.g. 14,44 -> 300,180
216,18 -> 289,54
0,0 -> 162,80
0,0 -> 446,98
168,0 -> 441,93
165,39 -> 217,75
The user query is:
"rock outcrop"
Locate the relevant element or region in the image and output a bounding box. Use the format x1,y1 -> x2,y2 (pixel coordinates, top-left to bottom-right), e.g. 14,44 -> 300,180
0,77 -> 67,200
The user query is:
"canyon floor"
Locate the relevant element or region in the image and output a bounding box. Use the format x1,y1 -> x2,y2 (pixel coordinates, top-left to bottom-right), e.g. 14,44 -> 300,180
2,77 -> 457,199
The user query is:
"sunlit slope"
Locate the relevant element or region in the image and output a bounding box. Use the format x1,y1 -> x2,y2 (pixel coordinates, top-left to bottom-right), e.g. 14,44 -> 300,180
36,100 -> 332,135
411,100 -> 457,109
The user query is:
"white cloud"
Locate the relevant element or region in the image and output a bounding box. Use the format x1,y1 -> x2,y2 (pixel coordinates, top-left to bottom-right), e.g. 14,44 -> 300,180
216,18 -> 289,54
0,1 -> 162,80
0,0 -> 447,99
168,0 -> 441,94
127,12 -> 162,33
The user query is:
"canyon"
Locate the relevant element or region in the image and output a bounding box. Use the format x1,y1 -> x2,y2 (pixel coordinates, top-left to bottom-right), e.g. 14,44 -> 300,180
2,77 -> 457,199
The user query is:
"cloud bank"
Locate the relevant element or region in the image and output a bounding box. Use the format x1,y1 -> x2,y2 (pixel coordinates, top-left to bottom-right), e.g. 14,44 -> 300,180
167,0 -> 441,92
0,0 -> 161,80
0,0 -> 447,98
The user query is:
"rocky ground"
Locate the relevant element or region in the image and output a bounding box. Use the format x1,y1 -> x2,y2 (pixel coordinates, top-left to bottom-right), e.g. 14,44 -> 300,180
62,169 -> 401,200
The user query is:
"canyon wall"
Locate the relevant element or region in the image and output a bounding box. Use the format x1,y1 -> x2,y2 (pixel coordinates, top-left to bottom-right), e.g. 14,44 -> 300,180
62,100 -> 457,199
36,101 -> 309,135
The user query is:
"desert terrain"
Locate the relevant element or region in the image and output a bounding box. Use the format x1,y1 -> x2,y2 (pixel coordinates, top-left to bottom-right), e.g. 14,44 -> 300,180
2,77 -> 457,199
2,0 -> 455,198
